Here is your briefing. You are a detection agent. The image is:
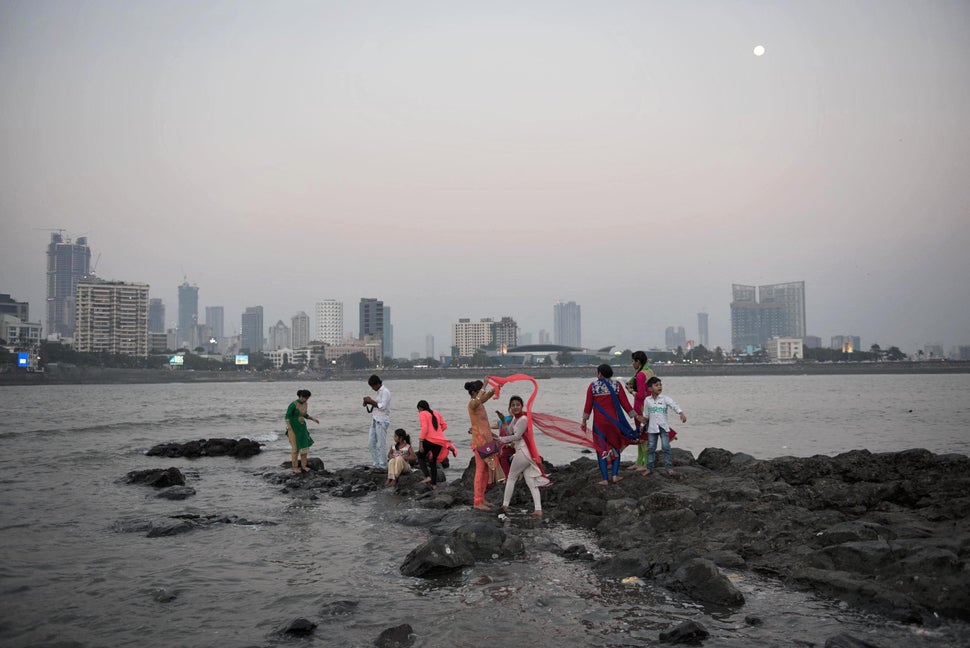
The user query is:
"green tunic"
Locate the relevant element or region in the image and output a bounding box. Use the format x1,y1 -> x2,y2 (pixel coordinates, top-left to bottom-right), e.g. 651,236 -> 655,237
285,400 -> 314,450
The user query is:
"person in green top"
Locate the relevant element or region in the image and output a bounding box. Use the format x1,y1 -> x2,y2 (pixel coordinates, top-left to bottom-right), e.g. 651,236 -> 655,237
625,351 -> 655,471
285,389 -> 319,474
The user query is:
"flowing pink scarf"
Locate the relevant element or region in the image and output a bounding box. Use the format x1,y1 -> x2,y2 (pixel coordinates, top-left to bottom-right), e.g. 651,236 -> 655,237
485,374 -> 567,477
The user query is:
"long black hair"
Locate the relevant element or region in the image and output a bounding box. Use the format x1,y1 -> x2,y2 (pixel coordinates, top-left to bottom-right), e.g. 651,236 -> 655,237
394,428 -> 411,445
416,400 -> 439,430
464,380 -> 484,396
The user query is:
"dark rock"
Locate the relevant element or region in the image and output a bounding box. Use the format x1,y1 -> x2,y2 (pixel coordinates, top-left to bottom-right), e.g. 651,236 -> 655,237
154,485 -> 196,500
696,447 -> 734,471
451,523 -> 524,559
146,518 -> 198,537
824,633 -> 884,648
400,536 -> 475,577
125,467 -> 185,488
668,558 -> 744,607
146,437 -> 262,459
561,544 -> 595,561
743,615 -> 763,626
659,619 -> 710,643
375,623 -> 414,648
282,617 -> 316,636
319,599 -> 358,621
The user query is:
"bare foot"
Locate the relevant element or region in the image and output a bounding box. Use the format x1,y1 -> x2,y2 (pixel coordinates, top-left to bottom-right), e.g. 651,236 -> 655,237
292,469 -> 301,475
612,476 -> 624,483
501,505 -> 509,513
301,466 -> 310,473
473,504 -> 492,511
529,510 -> 543,519
420,477 -> 432,484
596,480 -> 609,486
665,469 -> 676,476
642,470 -> 653,476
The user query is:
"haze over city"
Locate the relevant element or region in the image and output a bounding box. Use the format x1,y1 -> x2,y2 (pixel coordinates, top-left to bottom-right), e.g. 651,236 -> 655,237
2,1 -> 968,357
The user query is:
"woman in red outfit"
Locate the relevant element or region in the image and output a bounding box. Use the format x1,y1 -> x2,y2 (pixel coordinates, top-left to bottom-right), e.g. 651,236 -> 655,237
581,364 -> 645,485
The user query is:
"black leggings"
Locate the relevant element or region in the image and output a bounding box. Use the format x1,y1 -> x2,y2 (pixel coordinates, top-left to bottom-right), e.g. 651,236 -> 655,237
418,440 -> 443,483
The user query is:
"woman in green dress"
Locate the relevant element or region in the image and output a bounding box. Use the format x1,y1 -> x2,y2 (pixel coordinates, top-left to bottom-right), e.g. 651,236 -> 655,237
285,389 -> 319,474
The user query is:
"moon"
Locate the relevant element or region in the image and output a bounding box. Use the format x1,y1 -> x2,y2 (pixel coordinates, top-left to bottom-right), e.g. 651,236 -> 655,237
753,45 -> 766,56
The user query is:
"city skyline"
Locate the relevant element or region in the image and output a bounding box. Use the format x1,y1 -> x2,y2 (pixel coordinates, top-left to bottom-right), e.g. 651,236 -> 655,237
2,2 -> 968,356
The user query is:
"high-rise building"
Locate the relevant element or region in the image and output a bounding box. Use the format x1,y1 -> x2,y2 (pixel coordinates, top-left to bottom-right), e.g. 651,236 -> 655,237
359,298 -> 384,340
538,329 -> 550,344
46,233 -> 91,338
730,281 -> 806,351
241,306 -> 264,353
268,320 -> 290,350
452,318 -> 493,357
205,306 -> 224,340
148,298 -> 165,333
382,305 -> 393,359
697,312 -> 709,348
553,301 -> 581,347
291,311 -> 310,349
315,299 -> 343,345
425,334 -> 435,359
177,281 -> 199,349
665,326 -> 687,351
831,335 -> 861,353
74,278 -> 149,356
491,316 -> 518,351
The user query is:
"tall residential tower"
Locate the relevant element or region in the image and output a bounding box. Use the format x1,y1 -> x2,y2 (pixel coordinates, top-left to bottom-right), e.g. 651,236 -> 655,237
46,232 -> 91,337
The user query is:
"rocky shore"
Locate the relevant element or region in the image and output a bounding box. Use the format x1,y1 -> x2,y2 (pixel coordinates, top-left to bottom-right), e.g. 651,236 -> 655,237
128,442 -> 970,644
262,445 -> 970,629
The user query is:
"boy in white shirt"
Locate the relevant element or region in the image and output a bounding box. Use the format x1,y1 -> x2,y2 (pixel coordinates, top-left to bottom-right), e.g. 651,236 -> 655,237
644,376 -> 687,476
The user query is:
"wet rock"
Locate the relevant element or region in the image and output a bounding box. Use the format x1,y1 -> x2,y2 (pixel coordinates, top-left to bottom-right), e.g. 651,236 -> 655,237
400,536 -> 475,577
451,523 -> 524,560
125,467 -> 185,488
155,485 -> 196,500
659,619 -> 710,643
319,599 -> 358,621
667,558 -> 744,607
146,437 -> 262,458
375,623 -> 414,647
743,615 -> 763,626
561,544 -> 595,561
824,633 -> 884,648
282,617 -> 316,636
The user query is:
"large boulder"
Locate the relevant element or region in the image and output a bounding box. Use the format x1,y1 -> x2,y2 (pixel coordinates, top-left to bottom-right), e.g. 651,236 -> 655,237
667,558 -> 744,607
400,536 -> 475,578
125,467 -> 185,488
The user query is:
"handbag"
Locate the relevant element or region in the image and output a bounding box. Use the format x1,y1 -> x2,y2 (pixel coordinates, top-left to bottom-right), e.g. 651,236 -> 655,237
475,440 -> 499,459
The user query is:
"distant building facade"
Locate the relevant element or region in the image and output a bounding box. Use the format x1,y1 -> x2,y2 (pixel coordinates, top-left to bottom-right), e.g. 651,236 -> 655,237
291,311 -> 310,349
148,298 -> 166,333
0,293 -> 30,322
730,281 -> 806,351
241,306 -> 264,353
46,233 -> 92,338
267,320 -> 291,350
315,299 -> 343,345
765,336 -> 804,362
830,335 -> 861,353
452,318 -> 493,357
491,316 -> 518,351
697,312 -> 709,348
665,326 -> 687,351
0,314 -> 42,347
425,334 -> 435,359
382,305 -> 393,359
205,306 -> 224,340
177,281 -> 199,349
74,278 -> 149,356
553,301 -> 581,347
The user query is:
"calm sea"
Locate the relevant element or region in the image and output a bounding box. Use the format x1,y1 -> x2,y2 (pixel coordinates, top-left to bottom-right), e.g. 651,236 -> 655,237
0,374 -> 968,647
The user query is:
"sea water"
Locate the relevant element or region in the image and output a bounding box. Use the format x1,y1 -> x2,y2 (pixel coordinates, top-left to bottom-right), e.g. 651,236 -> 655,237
0,374 -> 968,647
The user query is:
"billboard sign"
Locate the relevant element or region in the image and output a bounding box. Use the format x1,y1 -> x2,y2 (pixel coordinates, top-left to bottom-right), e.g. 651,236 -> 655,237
235,354 -> 249,365
17,352 -> 30,367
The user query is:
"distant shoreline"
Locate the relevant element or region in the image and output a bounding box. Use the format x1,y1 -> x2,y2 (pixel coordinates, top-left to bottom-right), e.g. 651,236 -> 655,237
1,360 -> 967,386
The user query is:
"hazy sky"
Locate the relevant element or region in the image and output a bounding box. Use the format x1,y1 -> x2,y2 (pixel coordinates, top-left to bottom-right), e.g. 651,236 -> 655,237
2,0 -> 968,357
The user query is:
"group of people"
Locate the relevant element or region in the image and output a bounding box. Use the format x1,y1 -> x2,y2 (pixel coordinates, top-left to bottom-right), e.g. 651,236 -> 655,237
282,352 -> 686,512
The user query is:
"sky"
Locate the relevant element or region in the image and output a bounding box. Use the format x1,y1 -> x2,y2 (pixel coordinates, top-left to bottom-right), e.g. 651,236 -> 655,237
2,0 -> 969,357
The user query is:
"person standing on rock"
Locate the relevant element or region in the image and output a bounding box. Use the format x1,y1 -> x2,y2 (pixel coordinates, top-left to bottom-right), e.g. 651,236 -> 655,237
285,389 -> 319,474
465,379 -> 500,510
363,374 -> 392,472
643,376 -> 687,476
626,350 -> 656,472
582,364 -> 645,485
498,395 -> 545,518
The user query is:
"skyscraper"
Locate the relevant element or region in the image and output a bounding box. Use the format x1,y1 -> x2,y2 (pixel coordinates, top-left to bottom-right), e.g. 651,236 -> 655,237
425,334 -> 435,359
74,278 -> 149,356
359,298 -> 384,340
730,281 -> 806,351
697,312 -> 709,348
665,326 -> 687,351
46,232 -> 91,337
553,301 -> 581,347
241,306 -> 264,352
148,298 -> 165,333
177,281 -> 199,349
491,316 -> 518,351
291,311 -> 310,349
267,320 -> 290,350
315,299 -> 343,345
205,306 -> 224,340
382,305 -> 393,359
